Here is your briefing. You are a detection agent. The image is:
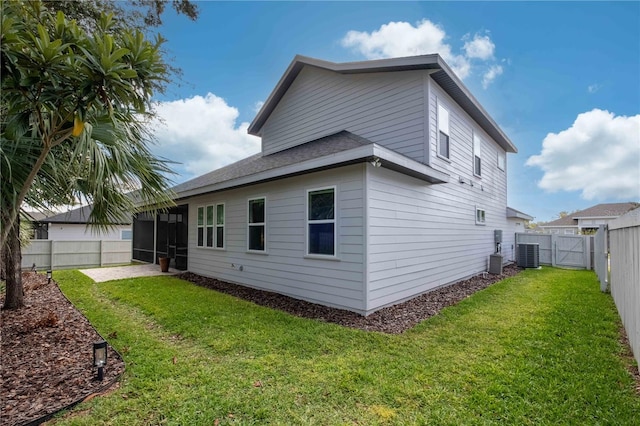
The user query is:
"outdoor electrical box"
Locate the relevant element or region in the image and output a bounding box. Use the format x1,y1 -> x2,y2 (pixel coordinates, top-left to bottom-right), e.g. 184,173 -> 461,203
489,254 -> 503,275
494,229 -> 503,243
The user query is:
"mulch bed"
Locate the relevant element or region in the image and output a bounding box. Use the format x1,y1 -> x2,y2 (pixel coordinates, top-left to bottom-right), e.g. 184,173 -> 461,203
1,272 -> 125,426
179,264 -> 522,334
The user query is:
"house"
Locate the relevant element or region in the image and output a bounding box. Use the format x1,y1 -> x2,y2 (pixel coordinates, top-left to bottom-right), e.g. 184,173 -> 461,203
538,202 -> 639,235
41,205 -> 132,241
505,207 -> 534,260
132,54 -> 522,315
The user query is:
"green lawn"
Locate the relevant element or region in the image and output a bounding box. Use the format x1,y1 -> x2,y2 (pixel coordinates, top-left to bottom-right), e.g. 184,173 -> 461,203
53,267 -> 639,425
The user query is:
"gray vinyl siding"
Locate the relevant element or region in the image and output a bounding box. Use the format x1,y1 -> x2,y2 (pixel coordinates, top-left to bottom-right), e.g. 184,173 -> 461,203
366,79 -> 509,312
186,164 -> 366,313
261,67 -> 427,163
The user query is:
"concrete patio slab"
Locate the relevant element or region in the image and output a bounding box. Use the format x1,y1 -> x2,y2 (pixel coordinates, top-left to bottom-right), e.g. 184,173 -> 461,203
79,263 -> 180,283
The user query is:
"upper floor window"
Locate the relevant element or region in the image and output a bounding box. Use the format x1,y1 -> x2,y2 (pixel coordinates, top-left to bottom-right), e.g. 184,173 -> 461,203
497,152 -> 506,171
437,103 -> 450,159
248,197 -> 266,252
308,187 -> 336,256
473,133 -> 482,177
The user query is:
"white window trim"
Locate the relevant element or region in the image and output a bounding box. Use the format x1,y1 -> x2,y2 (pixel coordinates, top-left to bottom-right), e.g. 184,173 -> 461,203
473,132 -> 482,178
306,186 -> 338,258
475,206 -> 486,226
437,100 -> 450,160
197,204 -> 226,250
247,196 -> 267,253
196,206 -> 205,247
497,151 -> 506,171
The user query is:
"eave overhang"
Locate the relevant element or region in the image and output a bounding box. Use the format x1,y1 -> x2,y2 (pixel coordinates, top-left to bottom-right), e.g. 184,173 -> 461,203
174,143 -> 449,201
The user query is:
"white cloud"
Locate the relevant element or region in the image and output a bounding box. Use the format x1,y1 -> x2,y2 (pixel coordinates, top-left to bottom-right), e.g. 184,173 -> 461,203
151,93 -> 260,181
526,109 -> 640,200
463,33 -> 495,60
253,100 -> 265,113
341,20 -> 505,86
341,19 -> 471,79
588,83 -> 601,94
482,64 -> 503,89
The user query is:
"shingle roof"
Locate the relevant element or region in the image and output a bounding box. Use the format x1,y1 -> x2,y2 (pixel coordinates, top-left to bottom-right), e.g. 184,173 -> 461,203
171,130 -> 449,200
540,202 -> 639,227
43,205 -> 131,225
173,131 -> 373,195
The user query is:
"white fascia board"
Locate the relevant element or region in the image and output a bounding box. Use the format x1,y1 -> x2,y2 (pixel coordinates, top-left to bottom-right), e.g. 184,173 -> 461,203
507,208 -> 533,221
175,144 -> 449,200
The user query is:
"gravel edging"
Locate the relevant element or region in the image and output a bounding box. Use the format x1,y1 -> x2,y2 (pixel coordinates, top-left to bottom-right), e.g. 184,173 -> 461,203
179,264 -> 521,334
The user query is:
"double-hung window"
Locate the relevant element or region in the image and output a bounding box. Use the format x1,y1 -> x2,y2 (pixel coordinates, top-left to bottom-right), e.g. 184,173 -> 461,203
307,187 -> 336,256
248,198 -> 266,252
437,103 -> 450,159
473,133 -> 482,177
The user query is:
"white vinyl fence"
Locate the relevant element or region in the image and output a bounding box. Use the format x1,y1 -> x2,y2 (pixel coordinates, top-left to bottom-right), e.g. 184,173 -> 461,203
593,225 -> 608,292
608,209 -> 640,366
21,240 -> 132,270
515,233 -> 592,269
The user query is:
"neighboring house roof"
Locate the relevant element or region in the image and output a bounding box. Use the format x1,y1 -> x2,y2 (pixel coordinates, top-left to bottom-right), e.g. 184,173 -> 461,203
173,131 -> 449,200
248,54 -> 517,154
540,202 -> 639,227
23,211 -> 49,222
43,205 -> 131,225
507,207 -> 533,221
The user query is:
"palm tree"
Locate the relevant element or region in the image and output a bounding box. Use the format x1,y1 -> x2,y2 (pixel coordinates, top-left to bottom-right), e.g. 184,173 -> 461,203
1,2 -> 176,308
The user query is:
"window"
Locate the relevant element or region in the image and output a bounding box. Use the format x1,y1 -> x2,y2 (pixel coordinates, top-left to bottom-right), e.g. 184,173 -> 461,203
308,187 -> 336,256
473,133 -> 482,177
564,229 -> 575,235
206,205 -> 214,247
497,152 -> 506,171
475,206 -> 486,225
197,204 -> 224,248
248,198 -> 265,251
121,229 -> 132,240
216,204 -> 225,248
197,206 -> 204,247
437,103 -> 450,159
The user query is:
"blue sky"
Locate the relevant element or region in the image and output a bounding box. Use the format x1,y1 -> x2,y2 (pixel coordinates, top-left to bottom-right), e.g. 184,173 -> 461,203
149,1 -> 640,222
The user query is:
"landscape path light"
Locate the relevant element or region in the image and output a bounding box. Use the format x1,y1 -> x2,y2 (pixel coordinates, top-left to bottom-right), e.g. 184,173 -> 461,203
46,269 -> 52,284
93,340 -> 108,381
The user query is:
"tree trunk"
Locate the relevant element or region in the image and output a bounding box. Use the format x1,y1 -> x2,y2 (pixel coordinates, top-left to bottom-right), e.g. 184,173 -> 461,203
3,216 -> 24,310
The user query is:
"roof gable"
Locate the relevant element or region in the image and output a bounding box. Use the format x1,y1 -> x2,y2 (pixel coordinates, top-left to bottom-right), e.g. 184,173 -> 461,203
248,54 -> 517,154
